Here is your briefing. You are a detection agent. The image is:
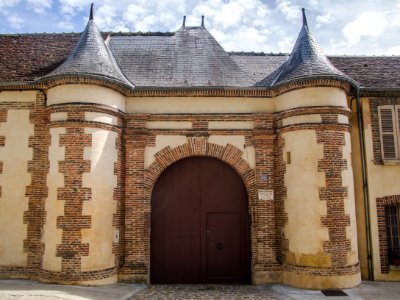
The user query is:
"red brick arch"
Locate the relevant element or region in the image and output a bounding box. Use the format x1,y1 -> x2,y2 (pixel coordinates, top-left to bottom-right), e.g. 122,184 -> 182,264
144,137 -> 256,208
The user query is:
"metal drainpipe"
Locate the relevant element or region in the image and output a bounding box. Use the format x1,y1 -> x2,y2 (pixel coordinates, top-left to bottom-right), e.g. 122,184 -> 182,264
353,87 -> 374,281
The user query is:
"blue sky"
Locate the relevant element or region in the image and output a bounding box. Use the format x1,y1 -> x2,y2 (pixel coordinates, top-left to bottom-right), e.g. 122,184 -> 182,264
0,0 -> 399,55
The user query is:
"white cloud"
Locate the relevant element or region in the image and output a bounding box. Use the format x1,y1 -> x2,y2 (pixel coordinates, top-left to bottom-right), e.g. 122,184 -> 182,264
316,12 -> 334,28
0,0 -> 19,9
59,0 -> 91,16
27,0 -> 52,14
276,0 -> 299,21
342,11 -> 388,44
387,45 -> 400,55
277,37 -> 294,53
7,13 -> 23,28
57,20 -> 74,31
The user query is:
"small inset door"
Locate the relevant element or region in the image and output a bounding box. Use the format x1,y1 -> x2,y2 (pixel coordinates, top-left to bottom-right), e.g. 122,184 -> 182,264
205,213 -> 242,281
151,157 -> 250,284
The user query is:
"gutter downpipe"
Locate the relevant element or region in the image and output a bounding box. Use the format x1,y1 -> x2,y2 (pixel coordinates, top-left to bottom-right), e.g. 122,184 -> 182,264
353,86 -> 374,281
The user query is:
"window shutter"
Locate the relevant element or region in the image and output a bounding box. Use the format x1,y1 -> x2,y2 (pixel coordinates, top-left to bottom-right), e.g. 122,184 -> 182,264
379,106 -> 398,159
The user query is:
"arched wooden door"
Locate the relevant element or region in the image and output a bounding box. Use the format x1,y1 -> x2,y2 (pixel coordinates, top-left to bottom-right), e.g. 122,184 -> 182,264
151,157 -> 251,284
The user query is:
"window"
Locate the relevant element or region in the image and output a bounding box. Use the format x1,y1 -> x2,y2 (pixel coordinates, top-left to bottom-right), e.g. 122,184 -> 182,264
386,205 -> 400,265
378,105 -> 400,160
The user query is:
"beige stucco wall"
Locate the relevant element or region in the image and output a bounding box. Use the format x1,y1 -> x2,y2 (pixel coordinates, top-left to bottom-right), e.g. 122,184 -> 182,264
144,135 -> 255,169
42,127 -> 66,271
208,135 -> 255,169
275,87 -> 347,112
362,99 -> 400,280
127,88 -> 346,115
283,130 -> 330,266
0,91 -> 37,103
342,131 -> 359,265
145,135 -> 188,168
81,128 -> 118,272
349,99 -> 368,279
47,85 -> 126,112
0,110 -> 33,266
127,97 -> 274,114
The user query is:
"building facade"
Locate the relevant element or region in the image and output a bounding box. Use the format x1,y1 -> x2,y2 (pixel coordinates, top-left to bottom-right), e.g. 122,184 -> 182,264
0,6 -> 400,289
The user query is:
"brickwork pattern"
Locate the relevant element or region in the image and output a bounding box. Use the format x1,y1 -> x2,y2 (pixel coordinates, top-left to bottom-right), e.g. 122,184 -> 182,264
253,115 -> 280,273
275,110 -> 359,277
316,116 -> 351,267
122,113 -> 260,280
376,194 -> 400,274
24,92 -> 49,276
57,121 -> 92,272
39,104 -> 124,282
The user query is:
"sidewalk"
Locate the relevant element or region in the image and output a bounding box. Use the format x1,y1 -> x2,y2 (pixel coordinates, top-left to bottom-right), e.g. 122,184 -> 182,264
0,279 -> 399,299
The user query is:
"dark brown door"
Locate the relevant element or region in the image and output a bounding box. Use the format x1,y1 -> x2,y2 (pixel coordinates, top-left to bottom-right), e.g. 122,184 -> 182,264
151,157 -> 250,284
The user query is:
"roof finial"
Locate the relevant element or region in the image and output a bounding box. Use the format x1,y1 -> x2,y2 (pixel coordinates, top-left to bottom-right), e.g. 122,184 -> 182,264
201,15 -> 204,27
302,8 -> 308,27
89,3 -> 94,20
182,15 -> 186,27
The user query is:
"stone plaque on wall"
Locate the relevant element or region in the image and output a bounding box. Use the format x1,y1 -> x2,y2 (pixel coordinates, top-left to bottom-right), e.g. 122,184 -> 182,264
258,189 -> 274,201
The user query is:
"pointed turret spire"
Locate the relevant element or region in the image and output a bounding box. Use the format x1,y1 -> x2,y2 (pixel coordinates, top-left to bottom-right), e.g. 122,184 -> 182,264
201,15 -> 205,27
89,2 -> 94,20
182,15 -> 186,27
259,8 -> 351,87
302,8 -> 308,28
38,3 -> 134,89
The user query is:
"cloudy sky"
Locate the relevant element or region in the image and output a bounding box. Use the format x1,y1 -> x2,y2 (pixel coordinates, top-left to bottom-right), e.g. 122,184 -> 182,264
0,0 -> 399,55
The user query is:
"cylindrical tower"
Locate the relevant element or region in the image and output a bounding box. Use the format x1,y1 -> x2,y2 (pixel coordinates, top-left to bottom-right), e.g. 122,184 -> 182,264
269,8 -> 361,289
275,86 -> 360,289
37,4 -> 132,284
40,84 -> 125,285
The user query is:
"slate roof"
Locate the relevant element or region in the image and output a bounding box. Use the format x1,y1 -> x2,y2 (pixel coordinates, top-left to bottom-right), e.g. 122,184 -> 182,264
109,26 -> 255,87
0,30 -> 400,89
257,9 -> 351,87
37,6 -> 133,88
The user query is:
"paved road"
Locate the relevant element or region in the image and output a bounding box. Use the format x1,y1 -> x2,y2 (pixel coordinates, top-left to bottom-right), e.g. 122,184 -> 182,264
1,280 -> 400,299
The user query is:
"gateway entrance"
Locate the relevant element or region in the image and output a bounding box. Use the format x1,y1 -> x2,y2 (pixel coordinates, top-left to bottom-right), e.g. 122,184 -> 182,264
150,157 -> 251,283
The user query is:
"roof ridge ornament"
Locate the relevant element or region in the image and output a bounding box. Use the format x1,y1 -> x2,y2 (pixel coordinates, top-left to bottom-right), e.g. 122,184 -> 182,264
302,7 -> 308,28
182,15 -> 186,27
201,15 -> 205,27
89,2 -> 94,21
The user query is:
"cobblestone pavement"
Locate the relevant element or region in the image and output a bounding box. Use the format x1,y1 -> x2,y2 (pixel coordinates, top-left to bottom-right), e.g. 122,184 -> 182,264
1,280 -> 400,299
130,284 -> 281,299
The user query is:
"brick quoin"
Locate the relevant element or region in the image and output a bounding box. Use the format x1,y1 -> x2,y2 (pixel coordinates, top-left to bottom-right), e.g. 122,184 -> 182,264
377,195 -> 400,274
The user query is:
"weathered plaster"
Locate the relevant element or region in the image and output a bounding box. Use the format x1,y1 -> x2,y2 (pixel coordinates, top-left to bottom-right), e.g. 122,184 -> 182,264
81,128 -> 118,272
42,127 -> 66,271
48,85 -> 126,111
283,130 -> 329,266
0,110 -> 33,266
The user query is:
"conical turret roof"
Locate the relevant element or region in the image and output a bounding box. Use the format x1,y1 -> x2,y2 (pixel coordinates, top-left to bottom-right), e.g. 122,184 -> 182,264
38,4 -> 133,89
258,8 -> 352,87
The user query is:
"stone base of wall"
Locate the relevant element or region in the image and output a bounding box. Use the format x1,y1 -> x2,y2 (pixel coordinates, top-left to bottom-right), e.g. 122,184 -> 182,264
283,267 -> 361,289
252,270 -> 283,284
118,274 -> 148,284
38,275 -> 118,286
